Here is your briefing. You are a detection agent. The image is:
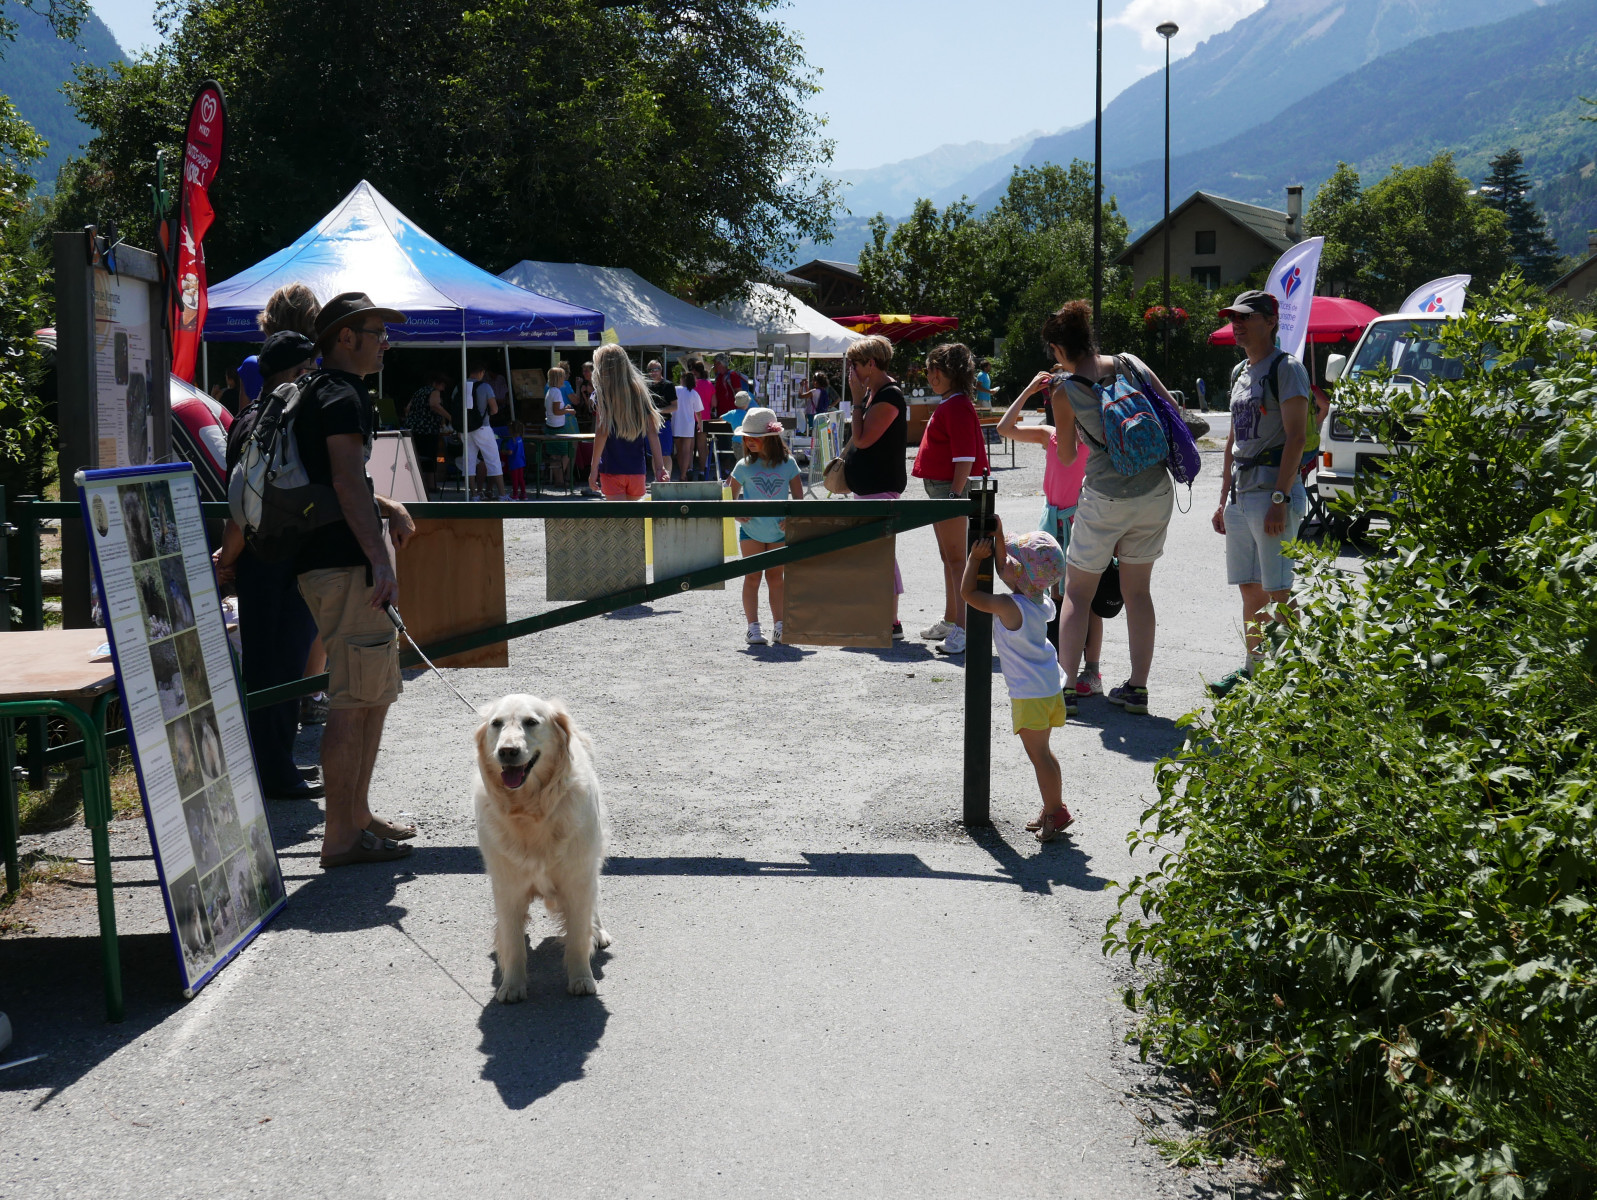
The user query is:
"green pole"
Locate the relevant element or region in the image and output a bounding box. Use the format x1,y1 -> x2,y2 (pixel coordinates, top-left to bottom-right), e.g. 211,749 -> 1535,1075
962,480 -> 996,826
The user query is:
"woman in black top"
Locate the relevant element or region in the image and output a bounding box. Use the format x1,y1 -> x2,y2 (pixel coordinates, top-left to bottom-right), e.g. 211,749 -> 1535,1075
843,334 -> 907,634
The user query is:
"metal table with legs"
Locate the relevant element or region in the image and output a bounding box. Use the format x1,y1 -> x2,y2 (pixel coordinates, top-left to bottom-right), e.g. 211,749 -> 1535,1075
0,629 -> 125,1021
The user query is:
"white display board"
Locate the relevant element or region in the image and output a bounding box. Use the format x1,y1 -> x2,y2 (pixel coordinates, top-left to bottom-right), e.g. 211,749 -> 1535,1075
77,462 -> 285,997
92,264 -> 156,468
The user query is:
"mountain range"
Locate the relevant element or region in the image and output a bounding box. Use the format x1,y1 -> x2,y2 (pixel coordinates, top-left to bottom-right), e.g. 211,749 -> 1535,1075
797,0 -> 1597,267
824,132 -> 1043,219
0,4 -> 123,189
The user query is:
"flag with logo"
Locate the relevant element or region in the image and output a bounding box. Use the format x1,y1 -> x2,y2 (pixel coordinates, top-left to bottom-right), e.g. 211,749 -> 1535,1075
1400,275 -> 1470,315
1265,236 -> 1322,362
171,80 -> 227,383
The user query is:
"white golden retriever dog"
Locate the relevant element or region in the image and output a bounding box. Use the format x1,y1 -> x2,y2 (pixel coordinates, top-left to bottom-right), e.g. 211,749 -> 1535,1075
474,694 -> 610,999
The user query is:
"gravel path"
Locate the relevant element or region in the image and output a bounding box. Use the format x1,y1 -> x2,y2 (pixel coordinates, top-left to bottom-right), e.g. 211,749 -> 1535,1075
3,430 -> 1273,1198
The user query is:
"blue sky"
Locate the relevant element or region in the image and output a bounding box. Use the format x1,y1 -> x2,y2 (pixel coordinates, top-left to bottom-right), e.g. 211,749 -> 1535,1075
88,0 -> 1263,171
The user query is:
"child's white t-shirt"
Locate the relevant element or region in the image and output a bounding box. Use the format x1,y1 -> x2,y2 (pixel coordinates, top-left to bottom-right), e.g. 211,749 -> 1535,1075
991,592 -> 1066,700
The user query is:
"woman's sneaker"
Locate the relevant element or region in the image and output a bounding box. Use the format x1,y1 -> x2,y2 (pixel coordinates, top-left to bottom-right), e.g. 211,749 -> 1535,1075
773,621 -> 784,643
921,619 -> 954,641
746,622 -> 765,645
1106,680 -> 1149,714
935,626 -> 967,655
1075,670 -> 1103,697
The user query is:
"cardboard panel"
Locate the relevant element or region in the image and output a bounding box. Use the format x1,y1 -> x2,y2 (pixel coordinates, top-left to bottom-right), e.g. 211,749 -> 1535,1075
396,518 -> 508,668
545,517 -> 646,601
649,481 -> 725,590
782,514 -> 895,647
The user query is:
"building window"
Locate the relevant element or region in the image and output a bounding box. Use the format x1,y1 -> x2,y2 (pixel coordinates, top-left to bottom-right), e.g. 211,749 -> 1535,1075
1191,265 -> 1222,289
1194,230 -> 1217,256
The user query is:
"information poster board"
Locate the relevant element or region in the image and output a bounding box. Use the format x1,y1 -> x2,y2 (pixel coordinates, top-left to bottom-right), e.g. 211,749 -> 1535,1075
93,264 -> 155,468
77,462 -> 285,996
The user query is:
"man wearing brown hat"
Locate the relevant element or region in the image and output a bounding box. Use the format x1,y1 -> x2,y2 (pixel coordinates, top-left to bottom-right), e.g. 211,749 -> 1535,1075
1209,289 -> 1312,697
294,292 -> 420,866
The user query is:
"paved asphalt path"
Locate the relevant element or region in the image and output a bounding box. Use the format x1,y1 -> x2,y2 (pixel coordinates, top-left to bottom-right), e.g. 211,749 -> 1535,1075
3,423 -> 1273,1197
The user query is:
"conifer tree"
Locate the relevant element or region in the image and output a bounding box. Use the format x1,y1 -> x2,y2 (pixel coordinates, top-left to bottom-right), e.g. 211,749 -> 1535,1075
1481,149 -> 1562,285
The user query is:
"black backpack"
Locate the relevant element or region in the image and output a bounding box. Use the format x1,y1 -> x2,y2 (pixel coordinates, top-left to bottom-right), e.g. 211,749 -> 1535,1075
226,374 -> 344,563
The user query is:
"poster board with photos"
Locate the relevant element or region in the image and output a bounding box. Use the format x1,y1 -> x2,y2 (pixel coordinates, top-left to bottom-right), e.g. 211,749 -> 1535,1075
77,462 -> 285,997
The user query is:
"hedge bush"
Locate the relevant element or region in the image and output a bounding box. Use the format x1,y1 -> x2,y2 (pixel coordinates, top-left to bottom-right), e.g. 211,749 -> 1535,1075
1107,281 -> 1597,1199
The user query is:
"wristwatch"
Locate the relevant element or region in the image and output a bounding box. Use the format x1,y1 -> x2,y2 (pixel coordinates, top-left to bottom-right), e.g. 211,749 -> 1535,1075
1270,490 -> 1287,505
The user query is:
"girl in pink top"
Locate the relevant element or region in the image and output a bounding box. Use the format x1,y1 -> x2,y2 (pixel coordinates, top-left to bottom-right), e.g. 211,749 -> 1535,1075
999,371 -> 1105,698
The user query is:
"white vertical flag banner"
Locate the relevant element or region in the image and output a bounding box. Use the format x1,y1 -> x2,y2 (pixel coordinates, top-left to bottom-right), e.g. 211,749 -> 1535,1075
1400,274 -> 1471,315
1266,235 -> 1323,362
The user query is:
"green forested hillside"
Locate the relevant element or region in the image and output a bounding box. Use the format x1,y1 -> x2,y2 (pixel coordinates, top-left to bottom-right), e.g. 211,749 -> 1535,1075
1101,0 -> 1597,238
0,4 -> 122,189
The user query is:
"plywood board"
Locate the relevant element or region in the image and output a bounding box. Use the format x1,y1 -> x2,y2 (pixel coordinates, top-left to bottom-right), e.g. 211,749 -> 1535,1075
545,517 -> 646,601
782,514 -> 895,647
396,518 -> 508,668
649,481 -> 725,591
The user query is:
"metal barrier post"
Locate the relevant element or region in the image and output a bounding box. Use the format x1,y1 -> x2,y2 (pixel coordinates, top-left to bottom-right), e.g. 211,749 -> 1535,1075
962,479 -> 996,827
13,494 -> 48,787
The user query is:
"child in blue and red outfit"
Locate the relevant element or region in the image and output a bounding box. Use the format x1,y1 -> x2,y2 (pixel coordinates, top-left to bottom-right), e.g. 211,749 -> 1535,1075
504,421 -> 528,500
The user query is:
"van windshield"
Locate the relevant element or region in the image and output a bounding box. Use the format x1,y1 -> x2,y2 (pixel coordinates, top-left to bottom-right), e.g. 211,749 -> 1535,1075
1348,320 -> 1464,384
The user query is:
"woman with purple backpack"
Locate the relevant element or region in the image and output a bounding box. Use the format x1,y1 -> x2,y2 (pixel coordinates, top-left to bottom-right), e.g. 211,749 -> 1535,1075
1040,300 -> 1182,716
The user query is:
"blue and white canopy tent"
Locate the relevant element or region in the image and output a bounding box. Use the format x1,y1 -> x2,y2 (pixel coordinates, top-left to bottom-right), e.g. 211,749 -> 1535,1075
203,180 -> 605,426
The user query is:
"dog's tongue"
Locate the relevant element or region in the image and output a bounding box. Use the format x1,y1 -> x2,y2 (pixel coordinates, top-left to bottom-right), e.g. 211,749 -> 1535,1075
501,765 -> 528,789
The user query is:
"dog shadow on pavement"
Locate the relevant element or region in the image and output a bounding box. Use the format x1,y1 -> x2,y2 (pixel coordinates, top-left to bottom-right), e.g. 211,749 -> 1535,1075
478,935 -> 610,1109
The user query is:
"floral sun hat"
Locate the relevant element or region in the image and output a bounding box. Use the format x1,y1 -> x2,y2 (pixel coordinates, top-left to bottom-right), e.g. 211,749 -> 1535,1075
1003,530 -> 1065,600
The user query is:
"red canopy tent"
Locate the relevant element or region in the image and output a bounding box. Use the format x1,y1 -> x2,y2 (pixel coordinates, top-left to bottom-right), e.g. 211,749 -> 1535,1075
837,313 -> 959,343
1207,295 -> 1381,346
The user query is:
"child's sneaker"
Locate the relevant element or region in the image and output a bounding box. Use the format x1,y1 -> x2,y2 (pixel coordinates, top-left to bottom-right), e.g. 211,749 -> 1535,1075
1106,680 -> 1149,714
1075,670 -> 1103,696
935,625 -> 967,655
773,621 -> 784,644
1064,689 -> 1079,717
891,621 -> 905,640
746,622 -> 765,644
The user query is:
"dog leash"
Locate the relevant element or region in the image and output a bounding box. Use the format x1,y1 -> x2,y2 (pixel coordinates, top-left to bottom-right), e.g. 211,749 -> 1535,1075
385,605 -> 480,715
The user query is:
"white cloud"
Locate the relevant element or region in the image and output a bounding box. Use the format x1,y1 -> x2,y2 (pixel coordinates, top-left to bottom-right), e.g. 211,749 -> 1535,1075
1109,0 -> 1268,55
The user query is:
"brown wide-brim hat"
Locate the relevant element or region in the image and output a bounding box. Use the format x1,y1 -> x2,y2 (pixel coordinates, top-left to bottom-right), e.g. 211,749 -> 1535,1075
315,291 -> 407,347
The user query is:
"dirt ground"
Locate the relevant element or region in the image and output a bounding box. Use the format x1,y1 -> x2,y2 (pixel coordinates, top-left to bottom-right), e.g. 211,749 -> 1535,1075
2,424 -> 1278,1198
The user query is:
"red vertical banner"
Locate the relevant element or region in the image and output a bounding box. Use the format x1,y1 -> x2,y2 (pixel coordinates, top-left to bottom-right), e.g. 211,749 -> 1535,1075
171,80 -> 227,383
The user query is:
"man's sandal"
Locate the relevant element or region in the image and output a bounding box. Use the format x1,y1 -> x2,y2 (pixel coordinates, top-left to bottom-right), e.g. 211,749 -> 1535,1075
320,830 -> 414,869
366,815 -> 418,841
1034,810 -> 1075,843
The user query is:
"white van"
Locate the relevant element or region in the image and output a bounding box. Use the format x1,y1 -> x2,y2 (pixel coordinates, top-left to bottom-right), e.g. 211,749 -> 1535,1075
1317,314 -> 1463,504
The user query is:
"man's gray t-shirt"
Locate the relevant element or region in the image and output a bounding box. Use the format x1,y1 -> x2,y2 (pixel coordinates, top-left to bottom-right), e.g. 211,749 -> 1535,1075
1229,350 -> 1311,495
1057,352 -> 1169,500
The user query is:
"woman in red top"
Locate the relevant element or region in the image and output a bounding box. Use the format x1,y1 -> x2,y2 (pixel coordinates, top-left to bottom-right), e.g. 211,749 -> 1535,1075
912,342 -> 989,655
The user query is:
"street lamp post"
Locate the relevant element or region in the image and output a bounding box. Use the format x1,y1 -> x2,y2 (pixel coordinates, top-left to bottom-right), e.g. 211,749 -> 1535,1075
1092,0 -> 1104,327
1157,20 -> 1179,375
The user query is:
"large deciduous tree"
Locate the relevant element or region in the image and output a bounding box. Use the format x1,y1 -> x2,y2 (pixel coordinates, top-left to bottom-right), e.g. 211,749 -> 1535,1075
1306,155 -> 1511,310
57,0 -> 837,296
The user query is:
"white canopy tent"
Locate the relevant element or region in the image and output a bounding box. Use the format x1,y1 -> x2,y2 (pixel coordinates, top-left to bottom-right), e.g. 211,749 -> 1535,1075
708,282 -> 863,357
497,261 -> 753,352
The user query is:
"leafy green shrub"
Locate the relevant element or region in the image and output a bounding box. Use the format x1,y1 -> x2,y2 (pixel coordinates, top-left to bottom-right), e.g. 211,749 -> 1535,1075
1107,281 -> 1597,1198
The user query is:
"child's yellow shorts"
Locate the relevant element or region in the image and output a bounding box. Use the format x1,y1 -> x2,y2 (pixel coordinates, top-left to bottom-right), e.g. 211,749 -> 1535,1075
1011,692 -> 1068,734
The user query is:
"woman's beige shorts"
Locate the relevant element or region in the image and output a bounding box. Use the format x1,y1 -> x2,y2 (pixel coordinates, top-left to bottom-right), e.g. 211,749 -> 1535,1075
296,565 -> 402,710
1064,478 -> 1174,573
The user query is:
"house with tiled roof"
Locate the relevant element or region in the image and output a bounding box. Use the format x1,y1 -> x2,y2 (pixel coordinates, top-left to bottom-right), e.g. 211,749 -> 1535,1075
1115,188 -> 1306,293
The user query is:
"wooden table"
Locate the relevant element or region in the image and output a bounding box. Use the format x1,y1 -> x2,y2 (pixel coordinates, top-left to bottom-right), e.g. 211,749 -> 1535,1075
527,432 -> 594,497
976,412 -> 1018,469
0,627 -> 126,1021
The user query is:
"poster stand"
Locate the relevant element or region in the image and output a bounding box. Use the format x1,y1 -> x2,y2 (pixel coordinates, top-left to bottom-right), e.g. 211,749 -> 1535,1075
76,461 -> 285,997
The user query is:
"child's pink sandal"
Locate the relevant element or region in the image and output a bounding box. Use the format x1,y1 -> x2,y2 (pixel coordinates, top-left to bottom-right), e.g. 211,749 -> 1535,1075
1034,809 -> 1075,843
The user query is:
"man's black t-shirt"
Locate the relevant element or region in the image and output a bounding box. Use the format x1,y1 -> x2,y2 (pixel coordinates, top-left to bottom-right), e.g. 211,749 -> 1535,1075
845,382 -> 908,495
291,368 -> 377,575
